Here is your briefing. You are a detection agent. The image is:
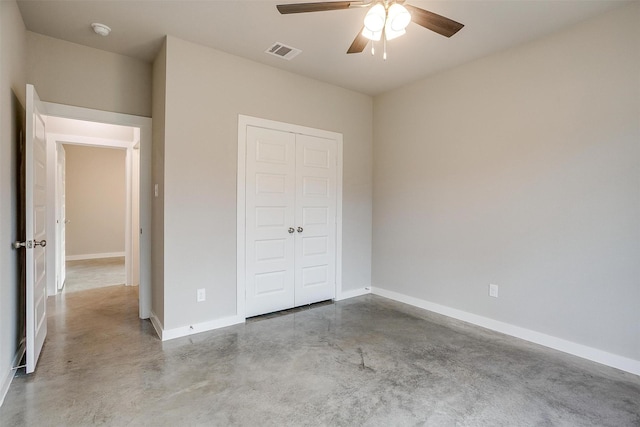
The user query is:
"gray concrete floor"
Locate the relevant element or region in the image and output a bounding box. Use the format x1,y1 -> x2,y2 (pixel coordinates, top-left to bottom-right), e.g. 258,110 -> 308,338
64,257 -> 126,293
1,286 -> 639,426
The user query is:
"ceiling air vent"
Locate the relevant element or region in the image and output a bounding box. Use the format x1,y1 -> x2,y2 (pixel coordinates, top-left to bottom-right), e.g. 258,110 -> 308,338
265,42 -> 301,61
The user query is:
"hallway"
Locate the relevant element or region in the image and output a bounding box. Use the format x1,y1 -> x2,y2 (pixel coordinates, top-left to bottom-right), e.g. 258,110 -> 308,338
1,288 -> 639,426
64,257 -> 126,293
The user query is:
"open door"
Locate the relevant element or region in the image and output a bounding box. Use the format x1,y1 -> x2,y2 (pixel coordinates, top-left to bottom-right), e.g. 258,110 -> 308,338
21,84 -> 48,373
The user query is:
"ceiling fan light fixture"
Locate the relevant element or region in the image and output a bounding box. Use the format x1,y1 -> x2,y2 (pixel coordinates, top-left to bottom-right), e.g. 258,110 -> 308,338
386,4 -> 411,32
364,3 -> 385,32
275,0 -> 464,56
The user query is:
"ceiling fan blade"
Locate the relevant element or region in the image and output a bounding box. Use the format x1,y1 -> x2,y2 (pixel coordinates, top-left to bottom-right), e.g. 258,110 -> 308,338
405,4 -> 464,38
277,2 -> 352,14
347,28 -> 369,54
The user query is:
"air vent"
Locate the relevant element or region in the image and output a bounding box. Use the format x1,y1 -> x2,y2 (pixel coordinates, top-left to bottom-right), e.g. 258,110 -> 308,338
265,42 -> 302,61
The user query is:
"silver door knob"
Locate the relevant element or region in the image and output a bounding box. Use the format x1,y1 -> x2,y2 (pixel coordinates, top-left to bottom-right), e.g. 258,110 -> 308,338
297,227 -> 303,233
288,227 -> 295,234
13,241 -> 27,249
34,239 -> 47,247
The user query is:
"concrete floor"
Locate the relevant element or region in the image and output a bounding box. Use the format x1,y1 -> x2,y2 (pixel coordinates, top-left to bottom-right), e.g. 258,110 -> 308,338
64,257 -> 126,293
1,286 -> 639,426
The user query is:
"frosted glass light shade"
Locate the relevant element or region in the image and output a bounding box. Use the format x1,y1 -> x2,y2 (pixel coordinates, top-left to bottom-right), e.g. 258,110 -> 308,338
384,27 -> 406,40
362,27 -> 382,41
387,4 -> 411,31
364,3 -> 386,32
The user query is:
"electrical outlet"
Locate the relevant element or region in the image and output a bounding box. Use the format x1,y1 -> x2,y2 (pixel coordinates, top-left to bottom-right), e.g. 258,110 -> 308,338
197,288 -> 206,302
489,284 -> 499,298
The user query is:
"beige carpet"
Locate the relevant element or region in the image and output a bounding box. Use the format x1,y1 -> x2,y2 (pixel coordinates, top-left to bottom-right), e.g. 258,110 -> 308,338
64,257 -> 125,293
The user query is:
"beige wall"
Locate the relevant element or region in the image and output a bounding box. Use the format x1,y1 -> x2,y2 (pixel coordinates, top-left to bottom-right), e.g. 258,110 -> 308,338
0,0 -> 26,402
158,36 -> 373,330
372,3 -> 640,361
26,32 -> 151,117
64,145 -> 126,258
151,40 -> 167,324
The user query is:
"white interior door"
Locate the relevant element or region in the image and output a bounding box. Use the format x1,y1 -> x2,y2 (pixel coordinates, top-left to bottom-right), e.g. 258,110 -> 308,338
245,126 -> 296,317
294,135 -> 337,306
57,144 -> 66,290
25,84 -> 48,374
244,124 -> 338,317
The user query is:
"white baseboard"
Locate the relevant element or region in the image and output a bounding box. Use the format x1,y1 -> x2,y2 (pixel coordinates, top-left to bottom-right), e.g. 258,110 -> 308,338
150,311 -> 245,341
149,311 -> 164,340
66,252 -> 125,261
1,341 -> 25,407
372,287 -> 640,377
336,286 -> 371,301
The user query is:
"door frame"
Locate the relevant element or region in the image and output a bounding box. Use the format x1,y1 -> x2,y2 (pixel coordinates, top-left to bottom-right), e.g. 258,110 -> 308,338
46,134 -> 137,292
42,102 -> 152,319
55,143 -> 66,291
237,115 -> 343,319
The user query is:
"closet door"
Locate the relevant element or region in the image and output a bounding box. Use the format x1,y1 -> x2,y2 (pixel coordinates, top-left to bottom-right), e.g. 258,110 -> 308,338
294,135 -> 337,306
245,126 -> 296,317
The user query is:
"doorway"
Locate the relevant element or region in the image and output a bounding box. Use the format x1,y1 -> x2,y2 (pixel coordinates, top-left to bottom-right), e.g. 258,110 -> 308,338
46,118 -> 138,296
58,143 -> 129,293
42,102 -> 151,319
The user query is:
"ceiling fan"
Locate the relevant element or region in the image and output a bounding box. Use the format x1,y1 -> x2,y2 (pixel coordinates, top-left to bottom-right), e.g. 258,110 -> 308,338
276,0 -> 464,57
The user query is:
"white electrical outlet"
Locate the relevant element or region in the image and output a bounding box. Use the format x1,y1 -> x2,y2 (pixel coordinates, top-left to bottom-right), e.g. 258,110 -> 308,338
197,288 -> 206,302
489,284 -> 499,298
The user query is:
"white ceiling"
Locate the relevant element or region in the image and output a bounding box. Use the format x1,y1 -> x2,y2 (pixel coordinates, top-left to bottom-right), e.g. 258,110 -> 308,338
17,0 -> 629,95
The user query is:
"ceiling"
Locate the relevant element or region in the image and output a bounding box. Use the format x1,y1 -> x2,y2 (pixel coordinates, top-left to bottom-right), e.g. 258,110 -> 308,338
17,0 -> 629,96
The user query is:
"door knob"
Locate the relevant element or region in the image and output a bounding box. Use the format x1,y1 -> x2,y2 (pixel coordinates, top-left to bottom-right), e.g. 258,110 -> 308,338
288,227 -> 295,234
297,227 -> 303,233
12,240 -> 44,249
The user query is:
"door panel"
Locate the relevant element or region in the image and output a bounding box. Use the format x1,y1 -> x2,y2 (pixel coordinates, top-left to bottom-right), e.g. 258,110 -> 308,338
302,236 -> 328,256
255,271 -> 288,295
26,84 -> 48,374
302,177 -> 329,196
294,135 -> 337,306
245,126 -> 296,317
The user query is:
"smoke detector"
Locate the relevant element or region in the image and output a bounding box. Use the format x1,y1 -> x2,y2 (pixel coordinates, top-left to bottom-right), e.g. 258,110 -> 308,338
91,23 -> 111,37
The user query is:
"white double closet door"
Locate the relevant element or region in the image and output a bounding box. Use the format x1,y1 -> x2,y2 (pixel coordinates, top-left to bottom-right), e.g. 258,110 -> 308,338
245,125 -> 337,317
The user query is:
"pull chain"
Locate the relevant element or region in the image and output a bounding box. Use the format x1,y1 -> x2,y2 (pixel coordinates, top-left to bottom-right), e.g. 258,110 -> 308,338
383,36 -> 387,60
